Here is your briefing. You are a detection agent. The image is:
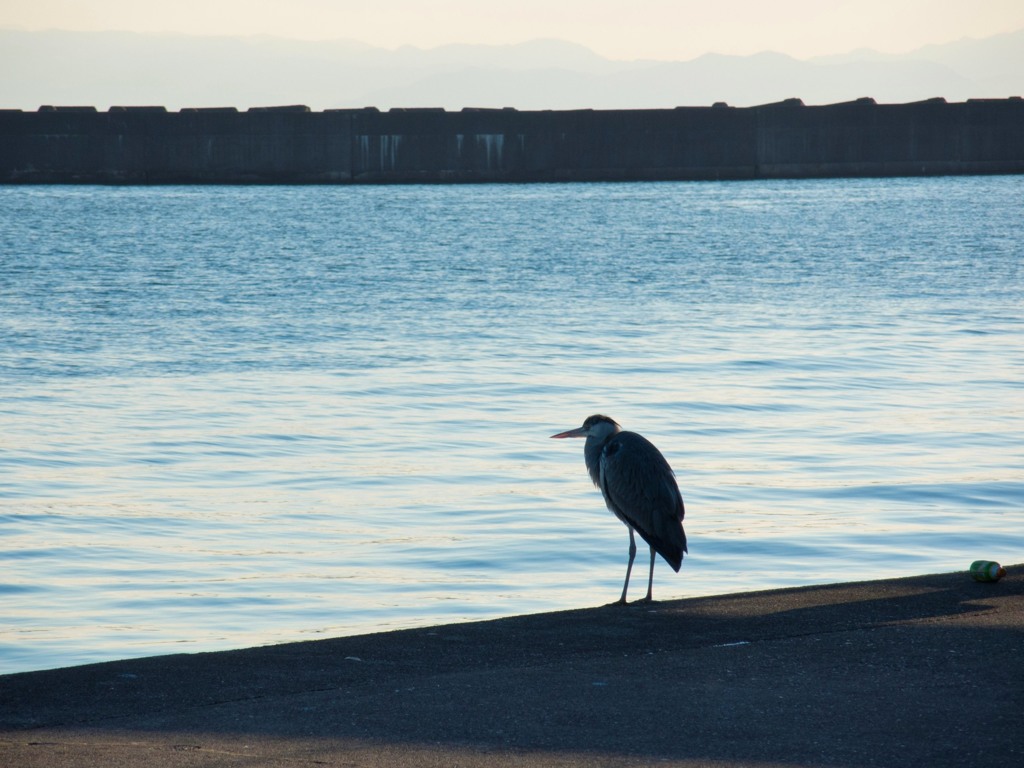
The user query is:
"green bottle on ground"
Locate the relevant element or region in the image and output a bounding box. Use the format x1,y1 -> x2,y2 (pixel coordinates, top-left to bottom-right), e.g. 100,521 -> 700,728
969,560 -> 1007,582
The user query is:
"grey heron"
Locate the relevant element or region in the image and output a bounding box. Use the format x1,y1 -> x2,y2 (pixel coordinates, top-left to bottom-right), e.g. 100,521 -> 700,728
551,414 -> 687,604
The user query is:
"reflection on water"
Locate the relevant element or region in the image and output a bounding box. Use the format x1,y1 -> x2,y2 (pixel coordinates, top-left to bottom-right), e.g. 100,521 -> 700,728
1,177 -> 1022,673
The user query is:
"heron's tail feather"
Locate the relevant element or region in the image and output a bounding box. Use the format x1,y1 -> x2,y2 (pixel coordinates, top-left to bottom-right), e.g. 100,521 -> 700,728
644,527 -> 686,572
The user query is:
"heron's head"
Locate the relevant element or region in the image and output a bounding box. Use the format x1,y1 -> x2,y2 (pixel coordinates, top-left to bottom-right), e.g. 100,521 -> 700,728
550,414 -> 621,440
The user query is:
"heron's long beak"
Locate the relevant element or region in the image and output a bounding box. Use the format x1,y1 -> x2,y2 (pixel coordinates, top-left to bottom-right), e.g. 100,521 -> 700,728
550,426 -> 588,439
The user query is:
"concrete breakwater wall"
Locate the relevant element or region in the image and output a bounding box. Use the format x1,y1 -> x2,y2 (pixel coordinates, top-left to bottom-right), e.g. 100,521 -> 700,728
2,98 -> 1023,183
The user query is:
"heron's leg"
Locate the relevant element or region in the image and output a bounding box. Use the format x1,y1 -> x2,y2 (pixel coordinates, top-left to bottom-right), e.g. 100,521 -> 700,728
617,528 -> 637,604
636,546 -> 655,603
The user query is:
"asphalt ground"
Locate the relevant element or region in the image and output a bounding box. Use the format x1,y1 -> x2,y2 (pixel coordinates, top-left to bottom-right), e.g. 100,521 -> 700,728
2,567 -> 1021,767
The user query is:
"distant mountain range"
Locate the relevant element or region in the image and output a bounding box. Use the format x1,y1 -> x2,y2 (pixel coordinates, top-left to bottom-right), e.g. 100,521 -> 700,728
1,27 -> 1022,111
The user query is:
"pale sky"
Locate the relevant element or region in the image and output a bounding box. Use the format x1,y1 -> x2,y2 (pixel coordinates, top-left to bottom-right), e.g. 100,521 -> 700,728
3,0 -> 1024,61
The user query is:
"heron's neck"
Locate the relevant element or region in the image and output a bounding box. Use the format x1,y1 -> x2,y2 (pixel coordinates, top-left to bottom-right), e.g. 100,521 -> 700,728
583,434 -> 608,487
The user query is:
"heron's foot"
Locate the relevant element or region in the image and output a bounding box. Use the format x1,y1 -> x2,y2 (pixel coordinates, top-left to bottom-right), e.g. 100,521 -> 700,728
607,596 -> 651,606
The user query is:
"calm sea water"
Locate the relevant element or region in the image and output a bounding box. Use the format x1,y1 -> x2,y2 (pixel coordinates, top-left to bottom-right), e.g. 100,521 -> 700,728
1,177 -> 1022,674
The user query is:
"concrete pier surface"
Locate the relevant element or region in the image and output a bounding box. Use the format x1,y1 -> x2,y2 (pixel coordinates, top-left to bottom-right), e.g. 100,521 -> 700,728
2,568 -> 1021,767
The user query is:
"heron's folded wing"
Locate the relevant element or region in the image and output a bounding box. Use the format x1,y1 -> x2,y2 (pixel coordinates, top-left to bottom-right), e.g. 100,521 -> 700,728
599,432 -> 685,558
